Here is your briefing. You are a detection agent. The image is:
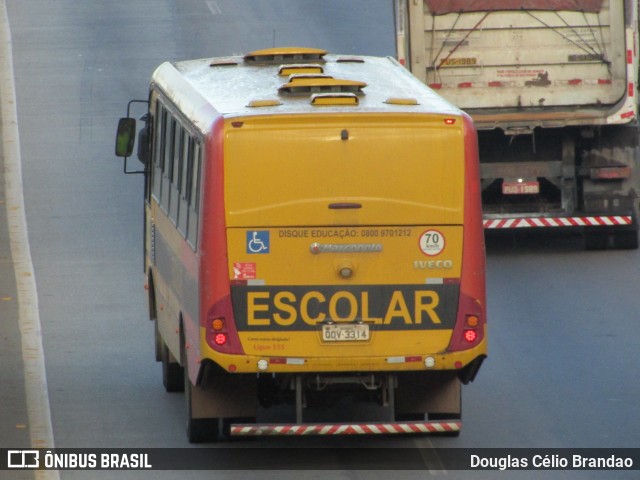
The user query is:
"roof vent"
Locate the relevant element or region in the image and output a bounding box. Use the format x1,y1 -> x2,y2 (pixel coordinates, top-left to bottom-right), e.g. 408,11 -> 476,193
279,77 -> 367,95
384,97 -> 419,105
311,93 -> 359,106
287,73 -> 333,83
209,58 -> 239,67
246,99 -> 283,108
336,56 -> 365,63
278,64 -> 325,76
244,47 -> 327,65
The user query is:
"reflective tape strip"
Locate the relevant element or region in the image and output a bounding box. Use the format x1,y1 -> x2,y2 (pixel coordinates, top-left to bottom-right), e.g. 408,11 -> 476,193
230,421 -> 461,436
483,216 -> 633,229
430,79 -> 612,89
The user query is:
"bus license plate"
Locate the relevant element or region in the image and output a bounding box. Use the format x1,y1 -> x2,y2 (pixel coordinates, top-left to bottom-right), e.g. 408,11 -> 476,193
322,324 -> 370,342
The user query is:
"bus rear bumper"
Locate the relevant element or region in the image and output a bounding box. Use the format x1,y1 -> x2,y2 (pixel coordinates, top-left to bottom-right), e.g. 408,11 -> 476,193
230,420 -> 461,436
200,340 -> 487,376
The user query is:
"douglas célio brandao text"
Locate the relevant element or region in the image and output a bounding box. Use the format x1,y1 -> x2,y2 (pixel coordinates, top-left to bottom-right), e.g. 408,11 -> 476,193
470,453 -> 634,470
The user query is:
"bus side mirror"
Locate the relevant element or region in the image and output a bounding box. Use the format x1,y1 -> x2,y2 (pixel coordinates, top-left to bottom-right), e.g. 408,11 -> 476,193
115,117 -> 136,157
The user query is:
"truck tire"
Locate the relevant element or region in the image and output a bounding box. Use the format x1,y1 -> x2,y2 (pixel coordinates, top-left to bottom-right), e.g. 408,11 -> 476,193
613,228 -> 639,249
583,224 -> 639,250
584,229 -> 609,250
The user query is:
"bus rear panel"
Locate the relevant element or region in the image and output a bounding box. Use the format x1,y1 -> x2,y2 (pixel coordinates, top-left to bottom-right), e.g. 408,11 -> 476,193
201,113 -> 485,374
117,48 -> 486,441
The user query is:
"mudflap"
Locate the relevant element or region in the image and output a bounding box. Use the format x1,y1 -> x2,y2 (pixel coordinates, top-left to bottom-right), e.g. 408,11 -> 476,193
394,371 -> 461,422
186,362 -> 257,443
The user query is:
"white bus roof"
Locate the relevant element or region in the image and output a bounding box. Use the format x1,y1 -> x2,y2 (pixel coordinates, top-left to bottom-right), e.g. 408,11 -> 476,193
150,48 -> 462,133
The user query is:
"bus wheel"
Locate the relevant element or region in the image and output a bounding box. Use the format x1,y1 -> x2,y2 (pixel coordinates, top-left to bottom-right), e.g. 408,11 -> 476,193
184,359 -> 219,443
154,321 -> 162,362
161,342 -> 184,393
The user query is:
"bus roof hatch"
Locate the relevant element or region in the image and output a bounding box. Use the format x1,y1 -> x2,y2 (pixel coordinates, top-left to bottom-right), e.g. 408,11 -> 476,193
244,47 -> 328,65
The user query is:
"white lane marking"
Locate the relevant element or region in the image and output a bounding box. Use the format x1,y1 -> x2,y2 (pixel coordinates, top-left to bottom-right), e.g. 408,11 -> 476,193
413,435 -> 448,476
206,1 -> 222,15
0,2 -> 58,478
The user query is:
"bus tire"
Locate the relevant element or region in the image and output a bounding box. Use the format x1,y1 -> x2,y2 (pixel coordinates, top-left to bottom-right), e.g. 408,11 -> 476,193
153,321 -> 162,362
161,342 -> 184,392
184,355 -> 219,443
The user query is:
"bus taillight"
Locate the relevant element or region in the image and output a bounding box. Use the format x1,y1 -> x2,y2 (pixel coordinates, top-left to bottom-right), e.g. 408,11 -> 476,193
464,315 -> 479,342
211,318 -> 228,345
214,332 -> 228,346
464,329 -> 478,343
447,295 -> 485,352
205,302 -> 244,355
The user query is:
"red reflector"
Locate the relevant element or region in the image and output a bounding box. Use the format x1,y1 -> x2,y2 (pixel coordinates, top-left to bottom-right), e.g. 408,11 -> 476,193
428,83 -> 442,89
488,81 -> 503,87
464,329 -> 477,343
270,358 -> 286,364
568,79 -> 582,85
405,356 -> 422,363
458,82 -> 472,88
214,333 -> 228,345
590,166 -> 632,180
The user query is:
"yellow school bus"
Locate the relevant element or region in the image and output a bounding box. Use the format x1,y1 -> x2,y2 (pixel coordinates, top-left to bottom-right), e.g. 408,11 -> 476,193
115,47 -> 486,442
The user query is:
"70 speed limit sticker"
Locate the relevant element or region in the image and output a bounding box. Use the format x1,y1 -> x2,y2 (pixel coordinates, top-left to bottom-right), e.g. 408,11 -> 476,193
418,230 -> 445,256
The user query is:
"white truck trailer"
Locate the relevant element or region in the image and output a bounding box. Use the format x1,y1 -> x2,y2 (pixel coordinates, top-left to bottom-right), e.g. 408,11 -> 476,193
395,0 -> 640,248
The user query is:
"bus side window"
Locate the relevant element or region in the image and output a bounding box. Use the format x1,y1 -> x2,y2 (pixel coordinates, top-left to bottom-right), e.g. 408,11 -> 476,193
177,129 -> 190,237
187,141 -> 201,249
161,115 -> 176,214
169,123 -> 183,225
152,101 -> 165,201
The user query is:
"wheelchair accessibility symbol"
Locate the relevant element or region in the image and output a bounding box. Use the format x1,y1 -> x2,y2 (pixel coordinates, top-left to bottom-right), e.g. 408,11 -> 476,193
246,231 -> 270,254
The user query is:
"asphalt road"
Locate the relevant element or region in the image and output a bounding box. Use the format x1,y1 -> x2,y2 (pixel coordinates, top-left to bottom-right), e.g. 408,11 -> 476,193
1,1 -> 639,479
